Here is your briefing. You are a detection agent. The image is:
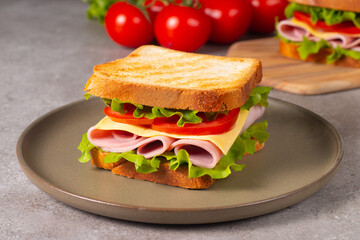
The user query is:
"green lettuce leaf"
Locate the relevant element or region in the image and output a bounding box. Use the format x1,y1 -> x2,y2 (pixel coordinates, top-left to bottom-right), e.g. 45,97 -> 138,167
143,107 -> 203,127
327,46 -> 344,64
285,2 -> 360,28
110,98 -> 144,115
84,0 -> 152,24
104,151 -> 161,173
77,133 -> 96,163
327,45 -> 360,63
83,0 -> 119,24
84,93 -> 92,100
297,36 -> 330,60
204,111 -> 229,121
281,35 -> 360,64
104,98 -> 203,127
241,87 -> 272,111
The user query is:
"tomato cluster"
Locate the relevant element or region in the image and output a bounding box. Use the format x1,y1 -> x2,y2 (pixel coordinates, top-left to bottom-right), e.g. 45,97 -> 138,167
103,0 -> 288,52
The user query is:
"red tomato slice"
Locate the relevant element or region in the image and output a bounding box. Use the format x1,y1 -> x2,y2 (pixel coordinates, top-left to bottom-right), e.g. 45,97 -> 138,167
151,108 -> 241,135
294,11 -> 360,34
104,106 -> 154,125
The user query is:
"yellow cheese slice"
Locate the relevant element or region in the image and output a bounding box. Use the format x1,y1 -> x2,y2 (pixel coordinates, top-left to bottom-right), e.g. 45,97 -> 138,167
94,110 -> 249,155
290,18 -> 360,38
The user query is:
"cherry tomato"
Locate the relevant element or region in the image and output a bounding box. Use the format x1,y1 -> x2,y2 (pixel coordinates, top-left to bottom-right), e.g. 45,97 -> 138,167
104,2 -> 154,48
294,11 -> 360,34
151,108 -> 240,135
200,0 -> 252,44
247,0 -> 288,34
104,106 -> 154,125
145,0 -> 166,23
154,5 -> 211,52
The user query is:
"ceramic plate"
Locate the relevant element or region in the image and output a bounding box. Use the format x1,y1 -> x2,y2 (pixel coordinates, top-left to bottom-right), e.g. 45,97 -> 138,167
17,98 -> 343,224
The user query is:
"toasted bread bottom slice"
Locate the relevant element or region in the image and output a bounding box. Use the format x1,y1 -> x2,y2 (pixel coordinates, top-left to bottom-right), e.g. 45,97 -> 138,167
112,161 -> 215,189
279,40 -> 360,68
90,141 -> 264,189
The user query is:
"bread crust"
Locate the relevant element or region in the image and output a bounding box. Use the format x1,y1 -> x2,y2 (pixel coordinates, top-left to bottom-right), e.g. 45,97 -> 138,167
279,40 -> 360,68
89,141 -> 265,189
86,72 -> 261,112
112,161 -> 215,189
90,148 -> 124,170
244,141 -> 264,156
290,0 -> 360,12
84,45 -> 262,112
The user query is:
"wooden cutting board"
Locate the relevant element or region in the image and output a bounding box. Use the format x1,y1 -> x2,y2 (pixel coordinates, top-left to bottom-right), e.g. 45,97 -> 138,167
227,37 -> 360,95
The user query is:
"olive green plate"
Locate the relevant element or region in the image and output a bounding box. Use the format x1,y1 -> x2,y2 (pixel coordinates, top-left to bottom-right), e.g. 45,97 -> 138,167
17,98 -> 343,224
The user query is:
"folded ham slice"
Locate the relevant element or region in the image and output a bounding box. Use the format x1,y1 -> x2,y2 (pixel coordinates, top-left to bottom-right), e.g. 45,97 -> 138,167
241,105 -> 265,134
136,136 -> 176,159
171,140 -> 223,169
277,19 -> 311,42
87,127 -> 176,158
277,19 -> 360,52
87,127 -> 141,148
346,38 -> 360,51
309,35 -> 357,50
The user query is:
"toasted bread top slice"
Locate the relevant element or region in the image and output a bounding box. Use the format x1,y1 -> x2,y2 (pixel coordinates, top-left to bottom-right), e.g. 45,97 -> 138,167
85,45 -> 262,112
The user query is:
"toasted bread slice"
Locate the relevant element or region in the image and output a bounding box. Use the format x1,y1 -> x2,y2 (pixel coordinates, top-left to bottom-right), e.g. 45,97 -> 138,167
85,45 -> 262,112
90,141 -> 264,189
112,161 -> 215,190
290,0 -> 360,12
279,40 -> 360,68
90,148 -> 124,170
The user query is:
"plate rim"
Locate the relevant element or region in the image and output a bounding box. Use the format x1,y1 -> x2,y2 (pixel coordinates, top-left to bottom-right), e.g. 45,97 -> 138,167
16,97 -> 344,219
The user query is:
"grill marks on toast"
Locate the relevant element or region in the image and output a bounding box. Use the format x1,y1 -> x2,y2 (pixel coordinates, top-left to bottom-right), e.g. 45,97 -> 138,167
94,48 -> 254,89
94,55 -> 212,86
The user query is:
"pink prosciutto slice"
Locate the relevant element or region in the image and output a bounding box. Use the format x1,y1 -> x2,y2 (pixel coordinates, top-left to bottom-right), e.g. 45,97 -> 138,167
171,140 -> 223,169
277,19 -> 360,52
87,127 -> 176,158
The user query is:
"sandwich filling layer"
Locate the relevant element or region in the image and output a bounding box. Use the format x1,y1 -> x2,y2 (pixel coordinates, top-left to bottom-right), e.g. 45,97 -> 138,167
87,105 -> 265,169
278,18 -> 360,52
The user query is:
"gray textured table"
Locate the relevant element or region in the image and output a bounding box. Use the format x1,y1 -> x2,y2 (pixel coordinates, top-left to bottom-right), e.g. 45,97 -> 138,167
1,0 -> 359,239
